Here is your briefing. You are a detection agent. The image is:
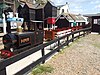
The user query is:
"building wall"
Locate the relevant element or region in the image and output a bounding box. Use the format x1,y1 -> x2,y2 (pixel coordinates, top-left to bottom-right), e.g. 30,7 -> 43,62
92,16 -> 100,32
35,9 -> 43,21
57,4 -> 69,16
52,6 -> 57,17
44,2 -> 52,19
44,2 -> 57,28
55,19 -> 69,28
44,2 -> 57,19
29,8 -> 35,20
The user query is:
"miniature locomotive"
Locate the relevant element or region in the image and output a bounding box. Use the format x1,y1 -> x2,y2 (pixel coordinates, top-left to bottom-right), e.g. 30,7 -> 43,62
0,30 -> 43,58
0,19 -> 44,58
0,0 -> 44,58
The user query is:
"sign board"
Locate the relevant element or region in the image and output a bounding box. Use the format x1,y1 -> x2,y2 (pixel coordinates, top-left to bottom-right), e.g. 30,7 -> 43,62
73,22 -> 76,26
47,18 -> 55,24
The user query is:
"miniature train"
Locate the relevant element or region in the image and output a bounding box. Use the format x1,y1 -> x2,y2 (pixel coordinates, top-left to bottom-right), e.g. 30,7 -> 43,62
0,24 -> 88,58
0,1 -> 44,58
0,30 -> 43,58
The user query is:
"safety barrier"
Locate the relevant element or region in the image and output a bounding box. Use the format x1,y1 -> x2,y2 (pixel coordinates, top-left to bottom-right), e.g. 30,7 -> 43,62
0,27 -> 91,75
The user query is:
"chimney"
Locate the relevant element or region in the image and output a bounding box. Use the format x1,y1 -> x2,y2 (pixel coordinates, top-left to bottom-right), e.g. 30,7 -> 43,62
66,2 -> 68,4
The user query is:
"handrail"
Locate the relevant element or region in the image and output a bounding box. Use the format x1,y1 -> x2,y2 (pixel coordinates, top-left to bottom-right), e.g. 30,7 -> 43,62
0,27 -> 91,75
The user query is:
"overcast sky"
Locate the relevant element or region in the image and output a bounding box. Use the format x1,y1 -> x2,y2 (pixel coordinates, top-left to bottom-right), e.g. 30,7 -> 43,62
51,0 -> 100,14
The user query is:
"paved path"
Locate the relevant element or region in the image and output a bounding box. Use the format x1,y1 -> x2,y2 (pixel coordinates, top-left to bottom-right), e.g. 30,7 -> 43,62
42,34 -> 100,75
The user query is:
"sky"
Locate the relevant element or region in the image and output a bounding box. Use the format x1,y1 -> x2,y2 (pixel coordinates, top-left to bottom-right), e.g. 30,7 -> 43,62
51,0 -> 100,15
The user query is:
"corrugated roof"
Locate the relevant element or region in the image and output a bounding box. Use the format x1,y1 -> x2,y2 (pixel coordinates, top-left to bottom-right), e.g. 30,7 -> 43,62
49,1 -> 56,7
26,2 -> 34,9
26,3 -> 45,9
63,13 -> 74,21
57,5 -> 65,8
56,13 -> 86,22
32,1 -> 56,9
56,13 -> 74,22
84,13 -> 100,17
34,4 -> 46,9
69,14 -> 85,21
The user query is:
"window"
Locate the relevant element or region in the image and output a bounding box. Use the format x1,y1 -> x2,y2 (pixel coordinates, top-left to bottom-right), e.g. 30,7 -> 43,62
80,23 -> 82,26
98,19 -> 100,25
94,19 -> 97,24
71,23 -> 73,27
52,7 -> 57,17
77,23 -> 78,26
62,9 -> 64,13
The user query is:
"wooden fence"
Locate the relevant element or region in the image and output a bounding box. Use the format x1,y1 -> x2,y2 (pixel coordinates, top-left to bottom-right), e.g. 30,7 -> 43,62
0,27 -> 91,75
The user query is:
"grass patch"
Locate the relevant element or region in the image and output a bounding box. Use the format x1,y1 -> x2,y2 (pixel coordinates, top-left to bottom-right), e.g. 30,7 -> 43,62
31,64 -> 54,75
59,46 -> 68,54
59,49 -> 65,54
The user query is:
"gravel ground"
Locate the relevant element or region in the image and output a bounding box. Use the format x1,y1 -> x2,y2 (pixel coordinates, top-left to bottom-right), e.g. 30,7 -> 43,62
42,34 -> 100,75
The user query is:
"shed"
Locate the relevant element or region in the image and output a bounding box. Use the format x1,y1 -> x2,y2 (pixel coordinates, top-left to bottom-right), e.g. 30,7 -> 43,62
85,14 -> 100,32
56,13 -> 86,28
33,1 -> 57,27
55,13 -> 74,28
69,14 -> 86,27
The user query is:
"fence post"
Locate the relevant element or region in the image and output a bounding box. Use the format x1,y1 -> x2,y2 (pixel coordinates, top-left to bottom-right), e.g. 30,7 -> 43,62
78,32 -> 80,38
83,31 -> 85,37
57,38 -> 60,52
72,33 -> 74,42
41,48 -> 45,63
0,68 -> 6,75
89,28 -> 91,33
87,30 -> 89,35
67,35 -> 69,46
87,28 -> 91,35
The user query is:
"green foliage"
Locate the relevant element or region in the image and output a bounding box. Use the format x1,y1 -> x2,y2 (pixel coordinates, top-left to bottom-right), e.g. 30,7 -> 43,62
31,64 -> 54,75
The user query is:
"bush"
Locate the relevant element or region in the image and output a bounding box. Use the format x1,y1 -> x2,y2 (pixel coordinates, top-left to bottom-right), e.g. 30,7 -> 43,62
31,64 -> 54,75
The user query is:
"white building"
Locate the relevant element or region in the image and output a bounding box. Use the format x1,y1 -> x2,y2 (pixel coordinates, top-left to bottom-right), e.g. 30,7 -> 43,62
57,2 -> 69,16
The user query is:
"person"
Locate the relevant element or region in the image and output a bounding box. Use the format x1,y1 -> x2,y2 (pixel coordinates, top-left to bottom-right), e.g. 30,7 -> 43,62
17,0 -> 30,31
4,7 -> 13,33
